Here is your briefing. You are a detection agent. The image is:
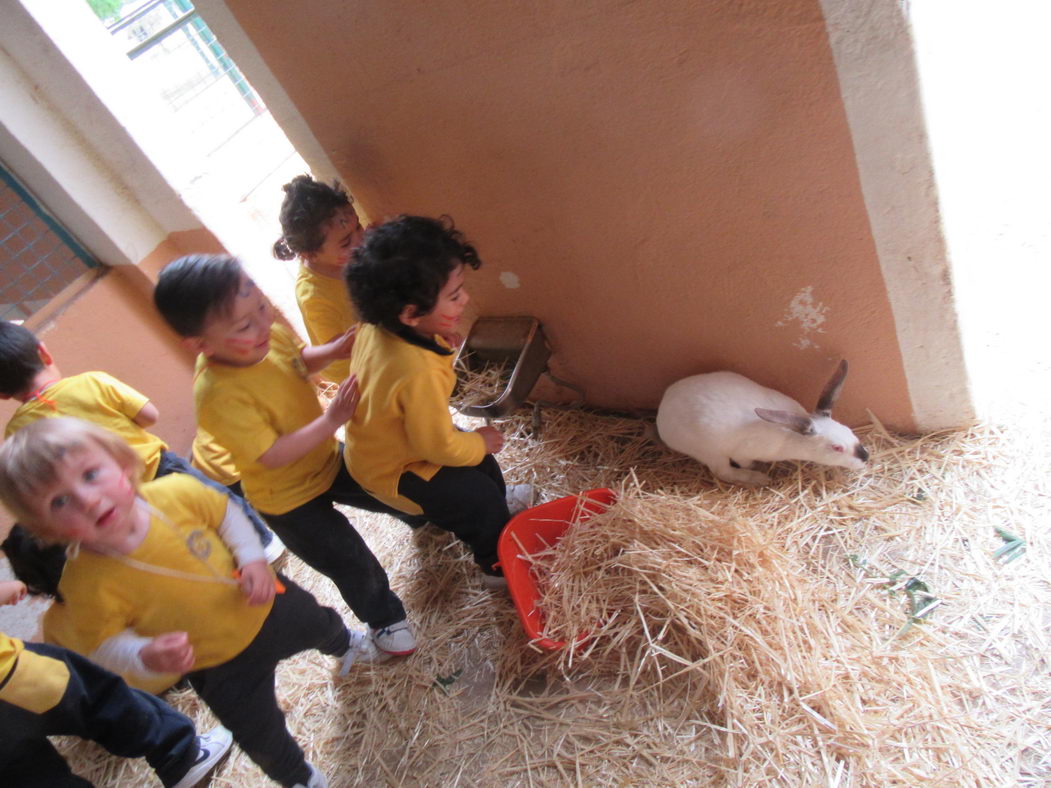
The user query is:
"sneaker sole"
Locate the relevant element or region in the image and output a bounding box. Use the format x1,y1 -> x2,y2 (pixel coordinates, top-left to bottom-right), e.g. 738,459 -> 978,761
376,646 -> 416,657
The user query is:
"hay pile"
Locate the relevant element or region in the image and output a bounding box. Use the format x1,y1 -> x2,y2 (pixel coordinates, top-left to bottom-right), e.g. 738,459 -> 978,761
54,404 -> 1050,786
520,484 -> 1016,783
453,357 -> 510,410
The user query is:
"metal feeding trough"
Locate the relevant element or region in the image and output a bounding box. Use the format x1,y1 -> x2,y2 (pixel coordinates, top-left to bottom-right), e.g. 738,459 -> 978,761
455,316 -> 551,418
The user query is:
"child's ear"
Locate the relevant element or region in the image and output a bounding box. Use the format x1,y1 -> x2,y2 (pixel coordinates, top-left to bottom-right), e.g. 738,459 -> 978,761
398,305 -> 421,328
36,342 -> 54,367
181,336 -> 211,357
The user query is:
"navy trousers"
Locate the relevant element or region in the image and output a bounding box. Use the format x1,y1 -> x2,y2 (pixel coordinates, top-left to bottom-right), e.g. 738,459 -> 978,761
0,642 -> 199,787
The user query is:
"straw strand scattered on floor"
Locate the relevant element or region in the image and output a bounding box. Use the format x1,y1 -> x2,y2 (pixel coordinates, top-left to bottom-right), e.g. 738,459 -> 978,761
57,390 -> 1051,787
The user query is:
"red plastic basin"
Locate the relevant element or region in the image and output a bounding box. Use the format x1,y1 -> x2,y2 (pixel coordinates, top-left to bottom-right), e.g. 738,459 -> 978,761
497,488 -> 616,650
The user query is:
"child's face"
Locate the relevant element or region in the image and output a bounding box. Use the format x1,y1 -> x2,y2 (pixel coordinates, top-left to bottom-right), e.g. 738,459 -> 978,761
32,442 -> 138,551
306,206 -> 364,273
401,263 -> 469,339
195,275 -> 274,366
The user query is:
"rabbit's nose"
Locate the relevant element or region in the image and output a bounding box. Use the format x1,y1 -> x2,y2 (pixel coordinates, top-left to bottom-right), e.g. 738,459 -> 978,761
854,444 -> 870,462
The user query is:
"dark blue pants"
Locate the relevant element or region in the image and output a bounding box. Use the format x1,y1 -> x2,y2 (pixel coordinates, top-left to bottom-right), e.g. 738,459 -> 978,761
397,454 -> 509,573
259,462 -> 408,629
187,575 -> 348,787
0,642 -> 199,787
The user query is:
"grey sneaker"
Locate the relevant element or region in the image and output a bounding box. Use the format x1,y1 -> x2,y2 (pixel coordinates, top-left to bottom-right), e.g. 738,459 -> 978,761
292,762 -> 329,788
339,629 -> 391,675
480,573 -> 508,590
370,619 -> 416,656
506,483 -> 535,516
172,725 -> 232,788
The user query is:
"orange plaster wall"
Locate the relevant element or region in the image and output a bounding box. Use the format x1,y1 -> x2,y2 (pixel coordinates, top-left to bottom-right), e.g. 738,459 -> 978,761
222,0 -> 913,429
0,228 -> 226,454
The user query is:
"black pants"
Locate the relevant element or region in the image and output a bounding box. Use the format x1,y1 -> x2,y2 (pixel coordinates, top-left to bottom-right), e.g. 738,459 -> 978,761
187,575 -> 348,787
0,642 -> 199,787
398,454 -> 509,573
260,461 -> 411,629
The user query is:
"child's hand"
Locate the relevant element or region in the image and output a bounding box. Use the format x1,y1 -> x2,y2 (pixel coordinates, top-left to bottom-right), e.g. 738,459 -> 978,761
440,331 -> 464,349
237,560 -> 276,606
325,374 -> 361,425
477,425 -> 505,454
141,632 -> 195,674
302,325 -> 358,373
0,580 -> 27,606
326,326 -> 358,361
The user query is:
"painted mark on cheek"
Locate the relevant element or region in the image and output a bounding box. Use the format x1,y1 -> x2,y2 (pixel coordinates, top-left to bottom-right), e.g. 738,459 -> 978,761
499,272 -> 521,289
775,286 -> 829,350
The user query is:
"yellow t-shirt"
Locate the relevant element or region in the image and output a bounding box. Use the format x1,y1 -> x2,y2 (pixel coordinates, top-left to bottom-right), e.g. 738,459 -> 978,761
194,323 -> 341,515
5,372 -> 168,481
0,632 -> 70,714
191,427 -> 241,487
43,474 -> 273,693
295,263 -> 356,383
344,324 -> 486,514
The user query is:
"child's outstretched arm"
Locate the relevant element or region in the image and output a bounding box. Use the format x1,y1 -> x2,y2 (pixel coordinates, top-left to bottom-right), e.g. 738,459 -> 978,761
257,374 -> 360,469
301,325 -> 357,375
0,579 -> 27,606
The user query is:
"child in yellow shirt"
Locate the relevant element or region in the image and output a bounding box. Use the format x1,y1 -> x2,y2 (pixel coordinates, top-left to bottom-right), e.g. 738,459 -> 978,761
0,418 -> 365,788
272,175 -> 364,383
345,215 -> 532,584
153,254 -> 417,658
0,321 -> 281,599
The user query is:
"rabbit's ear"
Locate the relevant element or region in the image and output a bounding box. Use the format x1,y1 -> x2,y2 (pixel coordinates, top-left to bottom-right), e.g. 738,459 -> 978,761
755,408 -> 814,435
814,359 -> 848,416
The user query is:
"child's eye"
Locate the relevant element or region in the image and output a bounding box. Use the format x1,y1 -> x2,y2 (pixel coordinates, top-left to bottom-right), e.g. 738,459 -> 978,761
50,494 -> 70,511
84,467 -> 99,482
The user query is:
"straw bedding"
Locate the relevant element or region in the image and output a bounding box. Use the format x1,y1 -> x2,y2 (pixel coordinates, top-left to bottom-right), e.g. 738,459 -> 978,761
55,401 -> 1050,786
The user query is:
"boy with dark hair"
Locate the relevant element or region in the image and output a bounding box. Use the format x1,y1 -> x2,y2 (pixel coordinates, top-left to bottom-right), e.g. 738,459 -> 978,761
345,215 -> 531,584
0,321 -> 281,601
153,254 -> 416,658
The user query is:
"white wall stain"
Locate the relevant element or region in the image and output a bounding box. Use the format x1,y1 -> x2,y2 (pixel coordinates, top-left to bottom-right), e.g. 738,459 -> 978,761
775,285 -> 828,350
499,271 -> 521,289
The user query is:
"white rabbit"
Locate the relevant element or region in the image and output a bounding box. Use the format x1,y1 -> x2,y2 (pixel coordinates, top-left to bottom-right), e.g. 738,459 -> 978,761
655,360 -> 869,485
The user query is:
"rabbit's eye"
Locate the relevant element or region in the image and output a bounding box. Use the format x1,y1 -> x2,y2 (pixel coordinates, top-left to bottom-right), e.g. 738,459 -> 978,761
831,445 -> 845,453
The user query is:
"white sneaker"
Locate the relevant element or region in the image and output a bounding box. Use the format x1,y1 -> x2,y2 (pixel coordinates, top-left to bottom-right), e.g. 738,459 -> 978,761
172,725 -> 232,788
292,762 -> 329,788
370,619 -> 416,656
338,629 -> 390,675
263,530 -> 287,565
506,483 -> 535,516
